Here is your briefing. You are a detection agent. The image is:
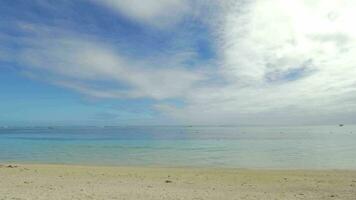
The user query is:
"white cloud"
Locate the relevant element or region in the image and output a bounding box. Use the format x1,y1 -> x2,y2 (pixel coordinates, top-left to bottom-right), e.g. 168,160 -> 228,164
219,0 -> 356,83
5,0 -> 356,125
92,0 -> 189,27
92,0 -> 220,28
156,0 -> 356,125
17,33 -> 204,100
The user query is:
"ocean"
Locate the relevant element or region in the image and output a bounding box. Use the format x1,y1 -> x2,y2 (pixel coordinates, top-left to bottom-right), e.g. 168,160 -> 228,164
0,125 -> 355,169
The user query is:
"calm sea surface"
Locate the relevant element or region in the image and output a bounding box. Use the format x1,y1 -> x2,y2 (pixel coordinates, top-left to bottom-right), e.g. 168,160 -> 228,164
0,126 -> 356,169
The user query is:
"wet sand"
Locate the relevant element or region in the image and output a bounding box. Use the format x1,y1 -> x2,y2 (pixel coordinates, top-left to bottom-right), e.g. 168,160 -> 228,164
0,164 -> 355,200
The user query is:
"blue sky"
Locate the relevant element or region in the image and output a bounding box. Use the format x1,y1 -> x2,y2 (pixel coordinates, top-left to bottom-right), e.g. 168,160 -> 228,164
1,0 -> 356,126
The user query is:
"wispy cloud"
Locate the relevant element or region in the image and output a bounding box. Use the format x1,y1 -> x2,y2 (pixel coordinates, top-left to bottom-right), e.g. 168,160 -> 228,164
14,27 -> 205,100
92,0 -> 189,27
156,0 -> 356,125
2,0 -> 356,125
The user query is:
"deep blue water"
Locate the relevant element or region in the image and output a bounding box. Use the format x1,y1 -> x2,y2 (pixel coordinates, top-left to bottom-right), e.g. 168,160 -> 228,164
0,126 -> 356,169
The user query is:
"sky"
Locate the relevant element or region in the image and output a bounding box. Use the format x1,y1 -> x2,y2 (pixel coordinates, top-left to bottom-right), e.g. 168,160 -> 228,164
1,0 -> 356,126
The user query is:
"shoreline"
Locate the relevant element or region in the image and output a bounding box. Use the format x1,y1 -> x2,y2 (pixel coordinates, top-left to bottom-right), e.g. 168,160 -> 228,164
1,163 -> 356,199
3,161 -> 356,171
3,162 -> 356,171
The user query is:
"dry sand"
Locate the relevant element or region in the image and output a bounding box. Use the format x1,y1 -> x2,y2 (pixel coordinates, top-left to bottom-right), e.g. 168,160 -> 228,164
0,164 -> 355,200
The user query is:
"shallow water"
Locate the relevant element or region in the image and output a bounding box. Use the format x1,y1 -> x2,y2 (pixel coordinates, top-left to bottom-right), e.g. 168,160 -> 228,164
0,125 -> 356,169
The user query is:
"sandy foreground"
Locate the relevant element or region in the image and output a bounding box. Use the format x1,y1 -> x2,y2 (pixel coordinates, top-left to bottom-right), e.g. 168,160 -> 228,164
0,164 -> 355,200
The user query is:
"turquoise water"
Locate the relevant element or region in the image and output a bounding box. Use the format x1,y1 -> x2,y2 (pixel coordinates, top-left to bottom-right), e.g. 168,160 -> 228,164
0,126 -> 356,169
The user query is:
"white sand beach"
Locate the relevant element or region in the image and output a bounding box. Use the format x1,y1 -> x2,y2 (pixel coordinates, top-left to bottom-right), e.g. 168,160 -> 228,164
1,164 -> 355,200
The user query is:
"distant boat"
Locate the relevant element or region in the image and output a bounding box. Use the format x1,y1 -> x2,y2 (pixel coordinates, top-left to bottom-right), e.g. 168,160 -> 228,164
339,124 -> 344,127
